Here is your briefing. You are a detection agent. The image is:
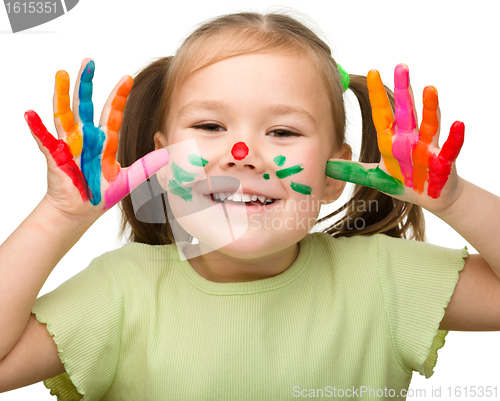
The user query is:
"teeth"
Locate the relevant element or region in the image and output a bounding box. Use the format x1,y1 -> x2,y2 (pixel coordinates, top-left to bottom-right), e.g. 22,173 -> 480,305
212,192 -> 276,204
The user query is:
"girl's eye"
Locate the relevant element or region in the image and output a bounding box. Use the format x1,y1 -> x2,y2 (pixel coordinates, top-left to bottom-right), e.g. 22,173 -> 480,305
193,123 -> 224,132
192,124 -> 300,138
267,129 -> 301,138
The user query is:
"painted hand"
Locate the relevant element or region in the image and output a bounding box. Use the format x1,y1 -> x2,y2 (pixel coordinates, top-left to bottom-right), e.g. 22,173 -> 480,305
25,58 -> 169,216
326,64 -> 464,210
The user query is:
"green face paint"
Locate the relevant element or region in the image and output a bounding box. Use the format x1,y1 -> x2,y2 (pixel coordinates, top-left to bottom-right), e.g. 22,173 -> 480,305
325,160 -> 405,195
172,162 -> 198,185
276,164 -> 303,179
263,173 -> 270,180
168,179 -> 193,201
290,182 -> 312,195
188,154 -> 209,167
273,155 -> 286,166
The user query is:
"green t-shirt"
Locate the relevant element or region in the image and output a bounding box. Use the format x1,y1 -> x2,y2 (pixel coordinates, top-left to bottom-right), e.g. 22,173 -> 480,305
31,232 -> 468,400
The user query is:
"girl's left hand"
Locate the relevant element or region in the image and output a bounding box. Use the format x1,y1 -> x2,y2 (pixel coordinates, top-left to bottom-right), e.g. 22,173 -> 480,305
326,63 -> 465,213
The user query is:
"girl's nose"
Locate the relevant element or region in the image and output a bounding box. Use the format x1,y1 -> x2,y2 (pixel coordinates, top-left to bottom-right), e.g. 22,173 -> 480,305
221,140 -> 264,171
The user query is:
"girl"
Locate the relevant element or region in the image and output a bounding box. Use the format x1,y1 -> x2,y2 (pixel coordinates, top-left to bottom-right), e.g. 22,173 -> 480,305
1,10 -> 500,401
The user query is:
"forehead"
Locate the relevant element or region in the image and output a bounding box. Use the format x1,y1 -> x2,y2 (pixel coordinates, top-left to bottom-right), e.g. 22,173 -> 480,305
168,52 -> 332,130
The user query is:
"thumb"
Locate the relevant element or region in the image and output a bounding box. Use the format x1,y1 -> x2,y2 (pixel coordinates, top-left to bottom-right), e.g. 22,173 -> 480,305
102,148 -> 170,211
326,159 -> 404,196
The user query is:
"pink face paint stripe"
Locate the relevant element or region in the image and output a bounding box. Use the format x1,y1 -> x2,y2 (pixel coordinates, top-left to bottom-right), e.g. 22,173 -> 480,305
25,110 -> 91,202
103,148 -> 169,211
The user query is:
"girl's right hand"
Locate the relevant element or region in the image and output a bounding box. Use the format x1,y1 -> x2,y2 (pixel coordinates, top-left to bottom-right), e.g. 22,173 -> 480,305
25,58 -> 169,220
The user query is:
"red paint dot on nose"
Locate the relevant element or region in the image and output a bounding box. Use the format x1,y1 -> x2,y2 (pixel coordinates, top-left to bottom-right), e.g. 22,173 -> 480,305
231,142 -> 249,160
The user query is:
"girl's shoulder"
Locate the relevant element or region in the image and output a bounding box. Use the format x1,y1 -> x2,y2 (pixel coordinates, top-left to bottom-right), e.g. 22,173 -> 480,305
91,241 -> 181,285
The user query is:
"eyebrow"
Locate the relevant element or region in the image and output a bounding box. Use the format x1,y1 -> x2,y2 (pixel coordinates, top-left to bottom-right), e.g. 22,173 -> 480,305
176,100 -> 318,126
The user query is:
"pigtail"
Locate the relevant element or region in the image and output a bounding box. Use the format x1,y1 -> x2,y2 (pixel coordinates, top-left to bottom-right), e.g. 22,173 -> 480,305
117,57 -> 178,245
319,75 -> 426,241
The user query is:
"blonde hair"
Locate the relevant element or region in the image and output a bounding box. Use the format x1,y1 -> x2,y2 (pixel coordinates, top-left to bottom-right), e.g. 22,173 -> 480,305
117,11 -> 425,245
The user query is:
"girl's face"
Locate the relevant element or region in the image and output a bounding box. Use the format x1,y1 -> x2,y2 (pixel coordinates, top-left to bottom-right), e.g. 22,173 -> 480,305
158,52 -> 347,259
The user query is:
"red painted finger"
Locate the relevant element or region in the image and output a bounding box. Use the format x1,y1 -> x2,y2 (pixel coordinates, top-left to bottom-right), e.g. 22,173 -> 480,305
427,121 -> 465,198
25,110 -> 91,202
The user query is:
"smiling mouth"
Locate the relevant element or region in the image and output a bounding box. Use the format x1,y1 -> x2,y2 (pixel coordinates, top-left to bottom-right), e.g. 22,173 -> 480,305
206,193 -> 278,207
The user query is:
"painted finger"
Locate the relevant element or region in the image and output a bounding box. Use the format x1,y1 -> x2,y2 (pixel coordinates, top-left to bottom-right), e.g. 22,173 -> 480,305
367,69 -> 394,137
392,64 -> 418,188
325,160 -> 404,196
102,148 -> 170,211
412,86 -> 439,194
75,60 -> 107,206
53,70 -> 83,157
25,110 -> 90,202
99,75 -> 134,183
367,69 -> 404,183
394,64 -> 417,132
72,58 -> 93,127
419,86 -> 439,144
427,121 -> 465,198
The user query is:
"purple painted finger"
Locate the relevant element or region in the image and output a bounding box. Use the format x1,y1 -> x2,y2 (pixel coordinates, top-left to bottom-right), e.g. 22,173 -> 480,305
103,148 -> 169,210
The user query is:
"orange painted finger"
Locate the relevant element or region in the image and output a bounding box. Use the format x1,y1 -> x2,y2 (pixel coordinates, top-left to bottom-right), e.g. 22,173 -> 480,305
412,86 -> 439,194
367,69 -> 394,139
419,86 -> 439,145
101,76 -> 134,182
53,70 -> 83,157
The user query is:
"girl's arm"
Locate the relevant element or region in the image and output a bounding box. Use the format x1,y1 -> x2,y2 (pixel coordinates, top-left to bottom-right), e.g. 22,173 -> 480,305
0,200 -> 88,388
433,179 -> 500,331
326,64 -> 500,331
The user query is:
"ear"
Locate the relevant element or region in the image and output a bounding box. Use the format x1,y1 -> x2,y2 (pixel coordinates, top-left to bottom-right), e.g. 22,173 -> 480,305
154,131 -> 168,150
154,132 -> 169,189
323,143 -> 352,204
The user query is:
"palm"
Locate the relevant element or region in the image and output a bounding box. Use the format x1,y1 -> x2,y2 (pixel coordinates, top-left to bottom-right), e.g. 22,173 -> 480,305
326,64 -> 464,212
26,58 -> 169,217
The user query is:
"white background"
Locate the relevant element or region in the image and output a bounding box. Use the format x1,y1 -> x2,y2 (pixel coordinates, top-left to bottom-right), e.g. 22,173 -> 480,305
1,0 -> 499,399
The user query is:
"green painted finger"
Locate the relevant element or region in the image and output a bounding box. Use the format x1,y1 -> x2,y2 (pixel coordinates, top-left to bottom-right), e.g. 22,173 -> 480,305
325,160 -> 405,195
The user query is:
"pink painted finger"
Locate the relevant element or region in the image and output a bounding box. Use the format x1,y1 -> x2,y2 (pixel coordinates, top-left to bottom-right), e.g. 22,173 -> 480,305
392,64 -> 418,188
25,110 -> 91,202
102,148 -> 170,210
394,64 -> 417,132
427,121 -> 465,198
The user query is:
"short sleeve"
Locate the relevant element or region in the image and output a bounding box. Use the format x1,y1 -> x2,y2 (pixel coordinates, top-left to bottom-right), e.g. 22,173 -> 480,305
376,234 -> 468,379
31,255 -> 123,401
